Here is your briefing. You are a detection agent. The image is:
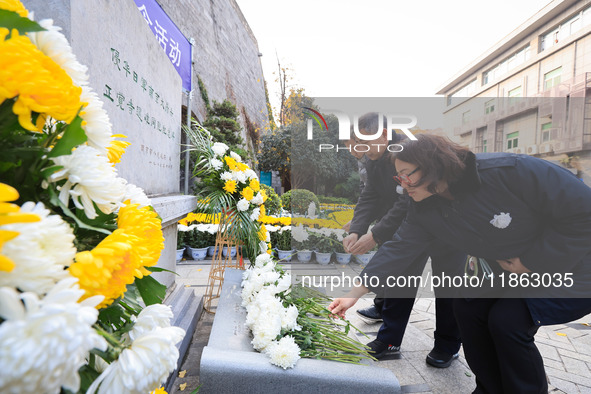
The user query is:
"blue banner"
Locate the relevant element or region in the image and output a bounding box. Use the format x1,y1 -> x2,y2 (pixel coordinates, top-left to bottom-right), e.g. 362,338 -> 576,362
260,171 -> 272,186
134,0 -> 192,91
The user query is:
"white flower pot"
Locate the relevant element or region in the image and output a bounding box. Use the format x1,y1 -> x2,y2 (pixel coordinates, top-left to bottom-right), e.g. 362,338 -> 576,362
277,249 -> 296,262
176,248 -> 184,262
315,251 -> 332,265
222,246 -> 237,257
335,252 -> 352,264
189,246 -> 208,261
355,251 -> 376,266
296,250 -> 313,263
207,245 -> 220,257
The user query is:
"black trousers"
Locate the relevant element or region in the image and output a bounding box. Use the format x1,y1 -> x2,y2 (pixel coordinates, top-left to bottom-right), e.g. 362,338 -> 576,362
376,297 -> 461,354
374,247 -> 464,353
453,298 -> 547,394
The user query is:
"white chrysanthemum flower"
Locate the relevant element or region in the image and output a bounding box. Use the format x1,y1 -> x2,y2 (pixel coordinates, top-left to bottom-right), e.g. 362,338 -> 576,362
0,202 -> 75,294
272,274 -> 292,295
0,278 -> 107,394
251,313 -> 282,351
211,158 -> 223,170
266,336 -> 301,369
28,19 -> 89,89
220,171 -> 233,181
87,326 -> 185,394
490,212 -> 512,229
292,224 -> 309,243
212,142 -> 229,156
281,304 -> 300,331
79,87 -> 114,154
232,170 -> 247,184
230,151 -> 242,162
250,208 -> 261,222
266,225 -> 279,233
252,192 -> 264,205
244,169 -> 257,180
278,226 -> 291,234
122,182 -> 151,208
236,198 -> 250,212
260,241 -> 269,253
48,145 -> 126,219
178,224 -> 190,232
205,224 -> 219,234
254,253 -> 273,268
128,304 -> 174,341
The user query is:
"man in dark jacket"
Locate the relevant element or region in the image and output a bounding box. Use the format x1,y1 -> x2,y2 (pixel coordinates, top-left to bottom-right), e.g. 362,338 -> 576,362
342,113 -> 464,367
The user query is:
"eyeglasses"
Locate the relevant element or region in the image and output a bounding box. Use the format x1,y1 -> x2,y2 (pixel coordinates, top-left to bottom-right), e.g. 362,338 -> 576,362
393,167 -> 420,185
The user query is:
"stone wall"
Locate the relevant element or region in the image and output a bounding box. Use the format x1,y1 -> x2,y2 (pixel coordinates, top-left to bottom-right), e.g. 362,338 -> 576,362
158,0 -> 269,143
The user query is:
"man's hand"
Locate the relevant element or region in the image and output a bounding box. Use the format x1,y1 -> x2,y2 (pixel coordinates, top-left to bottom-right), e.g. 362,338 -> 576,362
328,297 -> 359,318
497,257 -> 531,274
348,232 -> 377,255
342,220 -> 352,232
342,233 -> 358,253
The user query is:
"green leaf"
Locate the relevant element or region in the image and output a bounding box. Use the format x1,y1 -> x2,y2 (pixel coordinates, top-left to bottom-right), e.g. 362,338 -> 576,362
48,186 -> 112,235
146,266 -> 179,275
47,115 -> 87,158
78,365 -> 101,393
135,275 -> 167,306
40,165 -> 63,179
0,9 -> 46,36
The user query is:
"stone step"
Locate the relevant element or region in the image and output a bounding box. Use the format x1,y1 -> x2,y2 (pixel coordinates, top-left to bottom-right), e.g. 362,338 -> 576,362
164,284 -> 203,392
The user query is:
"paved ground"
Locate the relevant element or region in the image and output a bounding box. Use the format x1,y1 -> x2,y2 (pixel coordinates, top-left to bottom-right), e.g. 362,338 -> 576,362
170,256 -> 591,393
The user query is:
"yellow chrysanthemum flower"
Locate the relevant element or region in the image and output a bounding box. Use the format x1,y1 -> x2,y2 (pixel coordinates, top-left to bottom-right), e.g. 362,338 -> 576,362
0,183 -> 40,272
0,29 -> 83,131
107,134 -> 131,164
259,204 -> 266,217
69,202 -> 164,308
150,388 -> 167,394
0,0 -> 28,17
241,186 -> 254,201
224,156 -> 238,171
258,224 -> 268,241
223,180 -> 237,194
236,162 -> 249,172
260,189 -> 268,203
249,179 -> 260,192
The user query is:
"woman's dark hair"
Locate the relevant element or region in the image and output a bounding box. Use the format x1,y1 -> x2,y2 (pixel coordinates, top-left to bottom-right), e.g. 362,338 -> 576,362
394,134 -> 471,194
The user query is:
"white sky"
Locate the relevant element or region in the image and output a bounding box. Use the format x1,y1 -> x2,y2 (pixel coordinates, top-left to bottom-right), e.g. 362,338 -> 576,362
235,0 -> 552,113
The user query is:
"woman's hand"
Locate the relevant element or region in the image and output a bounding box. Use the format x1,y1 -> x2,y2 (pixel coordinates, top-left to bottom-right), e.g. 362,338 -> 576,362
328,297 -> 359,318
497,257 -> 531,274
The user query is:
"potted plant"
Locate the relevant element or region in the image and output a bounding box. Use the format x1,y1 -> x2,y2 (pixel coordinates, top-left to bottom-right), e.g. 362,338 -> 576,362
292,224 -> 312,263
274,227 -> 295,261
176,229 -> 186,262
187,226 -> 210,261
356,244 -> 378,266
331,233 -> 351,264
205,225 -> 220,257
310,232 -> 334,265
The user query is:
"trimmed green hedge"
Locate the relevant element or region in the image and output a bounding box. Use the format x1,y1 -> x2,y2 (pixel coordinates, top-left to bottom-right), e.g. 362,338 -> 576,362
261,184 -> 281,216
281,189 -> 320,215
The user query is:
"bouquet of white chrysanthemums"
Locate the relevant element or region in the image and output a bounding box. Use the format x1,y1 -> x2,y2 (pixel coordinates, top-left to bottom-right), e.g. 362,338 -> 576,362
241,253 -> 375,369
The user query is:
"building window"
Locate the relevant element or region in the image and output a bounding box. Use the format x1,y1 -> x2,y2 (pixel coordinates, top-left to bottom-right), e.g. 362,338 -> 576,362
544,67 -> 562,90
508,86 -> 522,105
507,131 -> 519,150
448,79 -> 478,106
540,5 -> 591,52
541,122 -> 552,142
481,46 -> 530,86
483,140 -> 487,153
462,110 -> 471,125
485,99 -> 495,114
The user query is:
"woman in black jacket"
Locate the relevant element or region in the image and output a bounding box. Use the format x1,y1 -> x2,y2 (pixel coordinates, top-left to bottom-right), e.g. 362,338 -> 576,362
329,134 -> 591,393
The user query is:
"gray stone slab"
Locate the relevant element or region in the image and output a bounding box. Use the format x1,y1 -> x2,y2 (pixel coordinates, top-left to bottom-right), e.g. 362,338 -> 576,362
199,268 -> 400,393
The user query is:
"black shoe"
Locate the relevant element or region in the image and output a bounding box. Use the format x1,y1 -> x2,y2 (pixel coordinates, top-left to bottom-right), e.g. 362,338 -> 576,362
426,349 -> 459,368
366,339 -> 400,360
356,305 -> 383,324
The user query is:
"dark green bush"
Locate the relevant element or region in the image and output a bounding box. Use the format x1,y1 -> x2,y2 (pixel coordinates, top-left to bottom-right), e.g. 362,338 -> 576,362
261,184 -> 281,215
281,189 -> 320,215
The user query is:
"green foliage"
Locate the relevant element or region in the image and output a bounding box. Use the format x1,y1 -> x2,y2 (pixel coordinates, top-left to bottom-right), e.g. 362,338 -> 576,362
0,9 -> 45,37
330,233 -> 346,253
333,172 -> 361,203
258,127 -> 290,186
309,232 -> 336,253
135,275 -> 166,306
197,75 -> 210,111
187,228 -> 210,249
261,184 -> 281,215
204,100 -> 243,149
281,189 -> 320,215
177,231 -> 185,249
271,229 -> 292,251
317,195 -> 354,205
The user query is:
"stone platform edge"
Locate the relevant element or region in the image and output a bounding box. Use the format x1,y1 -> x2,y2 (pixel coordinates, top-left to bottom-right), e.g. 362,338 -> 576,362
198,268 -> 401,394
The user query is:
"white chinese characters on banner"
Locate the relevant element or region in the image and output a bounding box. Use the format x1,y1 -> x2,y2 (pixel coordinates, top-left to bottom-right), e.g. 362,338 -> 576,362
138,6 -> 182,70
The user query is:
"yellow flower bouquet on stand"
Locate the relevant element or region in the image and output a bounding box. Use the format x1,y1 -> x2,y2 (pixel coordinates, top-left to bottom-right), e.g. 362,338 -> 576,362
0,2 -> 183,393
